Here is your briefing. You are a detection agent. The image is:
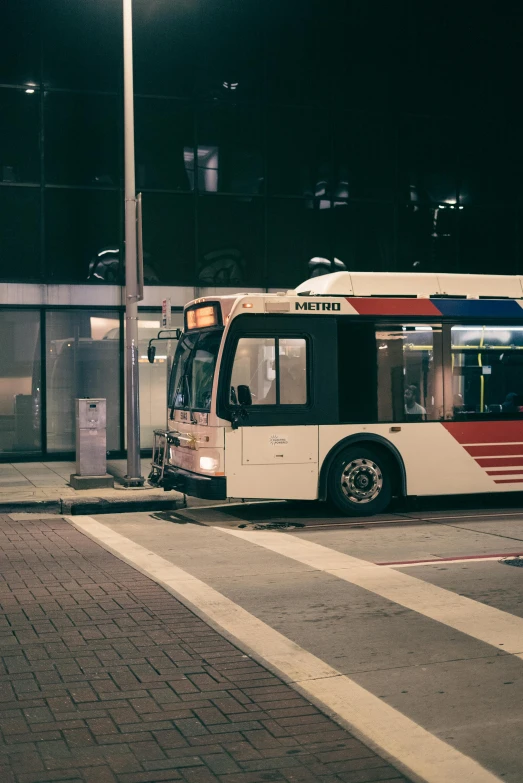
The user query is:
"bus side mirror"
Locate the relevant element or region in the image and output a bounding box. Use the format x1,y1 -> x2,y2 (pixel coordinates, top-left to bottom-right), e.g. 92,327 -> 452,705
147,345 -> 156,364
237,385 -> 252,406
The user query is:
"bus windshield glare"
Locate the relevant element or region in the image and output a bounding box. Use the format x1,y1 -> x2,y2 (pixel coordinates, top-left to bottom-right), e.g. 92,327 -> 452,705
169,329 -> 222,413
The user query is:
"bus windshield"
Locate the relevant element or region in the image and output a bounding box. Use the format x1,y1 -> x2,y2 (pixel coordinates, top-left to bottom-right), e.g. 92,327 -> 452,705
169,329 -> 223,413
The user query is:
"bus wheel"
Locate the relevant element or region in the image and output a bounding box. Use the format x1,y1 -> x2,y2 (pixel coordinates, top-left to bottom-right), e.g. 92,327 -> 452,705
328,446 -> 392,516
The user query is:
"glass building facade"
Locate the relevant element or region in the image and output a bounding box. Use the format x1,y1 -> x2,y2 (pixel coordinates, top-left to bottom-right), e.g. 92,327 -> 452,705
1,0 -> 522,457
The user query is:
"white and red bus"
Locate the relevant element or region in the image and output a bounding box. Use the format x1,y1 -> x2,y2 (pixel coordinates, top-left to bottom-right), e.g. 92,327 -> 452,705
150,271 -> 523,515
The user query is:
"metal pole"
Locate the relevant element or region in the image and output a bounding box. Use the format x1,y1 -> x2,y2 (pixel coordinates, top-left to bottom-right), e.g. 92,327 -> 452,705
123,0 -> 144,486
162,298 -> 172,429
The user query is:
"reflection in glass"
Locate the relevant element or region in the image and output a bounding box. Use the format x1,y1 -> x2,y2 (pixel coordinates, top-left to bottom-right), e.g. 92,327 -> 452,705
0,311 -> 41,454
458,207 -> 516,276
46,311 -> 120,452
197,105 -> 263,194
398,204 -> 457,273
230,338 -> 275,405
0,87 -> 39,184
399,116 -> 458,206
140,194 -> 195,285
0,187 -> 40,281
333,203 -> 393,273
230,337 -> 307,406
45,190 -> 119,283
43,0 -> 121,90
267,106 -> 331,198
376,326 -> 442,422
267,199 -> 332,288
452,326 -> 523,417
333,113 -> 394,201
198,197 -> 264,287
135,98 -> 193,191
45,92 -> 119,186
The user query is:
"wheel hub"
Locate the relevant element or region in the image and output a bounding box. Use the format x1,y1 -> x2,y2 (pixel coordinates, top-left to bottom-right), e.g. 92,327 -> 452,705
341,458 -> 383,504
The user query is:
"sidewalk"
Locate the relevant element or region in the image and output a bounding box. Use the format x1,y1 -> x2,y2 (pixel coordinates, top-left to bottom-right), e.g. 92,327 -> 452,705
0,460 -> 184,515
0,513 -> 410,783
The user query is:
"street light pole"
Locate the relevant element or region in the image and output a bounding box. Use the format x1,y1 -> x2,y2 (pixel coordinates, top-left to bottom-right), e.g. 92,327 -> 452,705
123,0 -> 144,486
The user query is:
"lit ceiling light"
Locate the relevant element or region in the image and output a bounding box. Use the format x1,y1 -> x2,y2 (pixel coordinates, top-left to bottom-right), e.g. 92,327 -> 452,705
25,88 -> 35,94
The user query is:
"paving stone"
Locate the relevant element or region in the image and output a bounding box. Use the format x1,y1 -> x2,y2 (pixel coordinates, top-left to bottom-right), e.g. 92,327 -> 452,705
0,515 -> 410,783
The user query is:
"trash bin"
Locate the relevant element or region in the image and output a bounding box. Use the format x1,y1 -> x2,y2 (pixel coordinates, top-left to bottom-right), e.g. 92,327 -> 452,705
70,398 -> 113,489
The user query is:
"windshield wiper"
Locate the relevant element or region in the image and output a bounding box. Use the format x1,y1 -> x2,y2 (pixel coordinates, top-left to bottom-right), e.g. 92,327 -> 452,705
183,374 -> 197,425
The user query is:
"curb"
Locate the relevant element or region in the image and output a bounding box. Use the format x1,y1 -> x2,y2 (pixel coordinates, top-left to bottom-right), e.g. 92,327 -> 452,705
0,496 -> 182,516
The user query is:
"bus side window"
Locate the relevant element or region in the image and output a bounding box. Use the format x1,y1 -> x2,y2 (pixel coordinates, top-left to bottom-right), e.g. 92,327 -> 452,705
376,325 -> 442,422
230,337 -> 276,405
451,325 -> 523,417
230,336 -> 307,406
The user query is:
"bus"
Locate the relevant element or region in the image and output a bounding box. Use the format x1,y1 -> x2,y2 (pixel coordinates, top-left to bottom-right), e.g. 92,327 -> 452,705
149,271 -> 523,516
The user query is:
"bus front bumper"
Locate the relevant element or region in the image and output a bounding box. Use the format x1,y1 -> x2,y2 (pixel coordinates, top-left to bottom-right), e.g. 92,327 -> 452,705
160,465 -> 227,501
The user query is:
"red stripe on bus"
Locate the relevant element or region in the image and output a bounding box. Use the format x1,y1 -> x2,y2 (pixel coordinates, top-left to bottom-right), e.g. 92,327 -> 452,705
443,421 -> 523,444
465,444 -> 523,457
493,479 -> 523,484
486,469 -> 523,475
346,298 -> 441,316
476,456 -> 523,467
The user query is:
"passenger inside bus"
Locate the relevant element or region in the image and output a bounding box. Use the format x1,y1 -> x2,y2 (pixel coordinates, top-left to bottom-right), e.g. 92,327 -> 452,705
404,384 -> 426,417
264,354 -> 307,405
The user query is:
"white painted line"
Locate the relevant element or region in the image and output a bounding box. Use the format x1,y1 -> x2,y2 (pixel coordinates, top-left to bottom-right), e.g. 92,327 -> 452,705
416,512 -> 523,521
218,527 -> 523,659
385,556 -> 512,568
66,515 -> 501,783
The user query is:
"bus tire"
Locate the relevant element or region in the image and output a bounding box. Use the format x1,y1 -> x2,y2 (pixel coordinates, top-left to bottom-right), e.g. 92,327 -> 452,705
327,446 -> 392,516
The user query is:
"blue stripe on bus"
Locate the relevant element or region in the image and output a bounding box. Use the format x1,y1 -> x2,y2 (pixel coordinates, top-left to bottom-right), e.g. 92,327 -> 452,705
433,299 -> 523,318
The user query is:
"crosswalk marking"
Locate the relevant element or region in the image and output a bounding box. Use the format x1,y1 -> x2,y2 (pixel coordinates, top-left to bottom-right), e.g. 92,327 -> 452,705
67,515 -> 503,783
218,527 -> 523,659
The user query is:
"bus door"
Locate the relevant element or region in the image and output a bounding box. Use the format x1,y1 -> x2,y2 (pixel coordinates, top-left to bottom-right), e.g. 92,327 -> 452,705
221,316 -> 337,500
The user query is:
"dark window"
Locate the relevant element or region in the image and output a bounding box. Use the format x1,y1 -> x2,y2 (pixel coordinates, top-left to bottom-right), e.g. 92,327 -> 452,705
338,2 -> 401,112
459,207 -> 517,276
45,92 -> 119,187
135,98 -> 193,191
451,325 -> 523,419
265,0 -> 319,105
395,4 -> 460,114
0,0 -> 40,86
45,189 -> 119,283
196,105 -> 263,195
133,0 -> 196,97
267,106 -> 331,197
141,194 -> 195,285
195,0 -> 264,101
230,337 -> 308,406
267,199 -> 332,289
398,203 -> 457,274
399,116 -> 458,206
197,196 -> 264,288
0,188 -> 40,281
376,325 -> 443,422
0,310 -> 41,454
337,321 -> 377,423
333,203 -> 394,272
43,0 -> 122,91
459,120 -> 518,207
333,113 -> 395,202
46,310 -> 120,452
0,88 -> 40,184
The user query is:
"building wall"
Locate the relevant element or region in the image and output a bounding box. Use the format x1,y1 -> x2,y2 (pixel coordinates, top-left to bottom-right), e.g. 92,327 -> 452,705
1,0 -> 522,457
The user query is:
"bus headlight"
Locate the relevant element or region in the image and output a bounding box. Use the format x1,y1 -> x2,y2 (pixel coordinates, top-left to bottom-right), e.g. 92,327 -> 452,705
199,456 -> 218,472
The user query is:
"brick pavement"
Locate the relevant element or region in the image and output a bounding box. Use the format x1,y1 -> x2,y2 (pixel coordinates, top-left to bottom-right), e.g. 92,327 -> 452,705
0,515 -> 411,783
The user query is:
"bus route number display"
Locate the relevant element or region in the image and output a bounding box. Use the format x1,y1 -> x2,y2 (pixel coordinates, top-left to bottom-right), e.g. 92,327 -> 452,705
186,304 -> 219,330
